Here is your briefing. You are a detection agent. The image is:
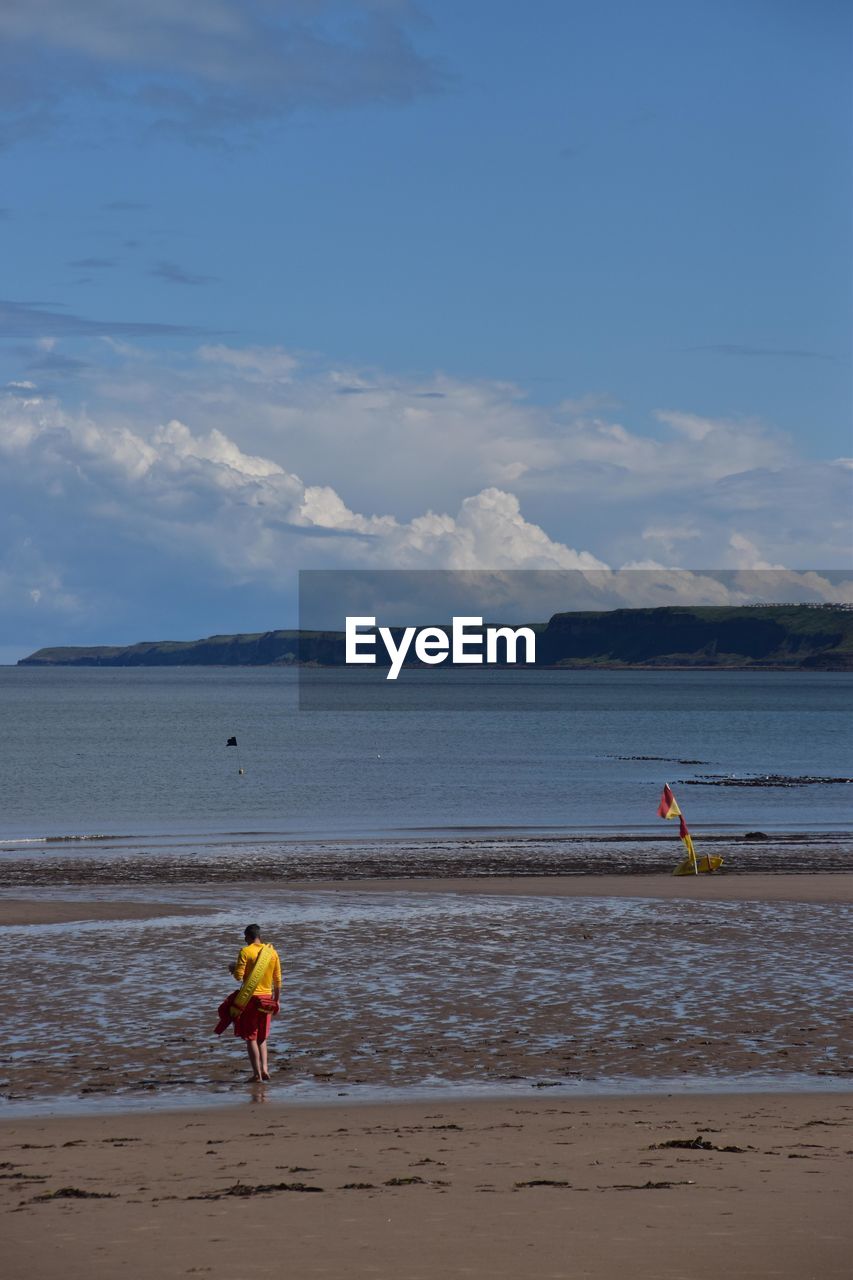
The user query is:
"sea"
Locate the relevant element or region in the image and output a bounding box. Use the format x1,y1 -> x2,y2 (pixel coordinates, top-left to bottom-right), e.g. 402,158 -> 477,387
0,666 -> 850,850
1,665 -> 851,1111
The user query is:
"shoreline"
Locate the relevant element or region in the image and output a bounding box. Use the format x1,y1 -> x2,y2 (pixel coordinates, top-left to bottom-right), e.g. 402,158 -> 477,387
4,824 -> 851,843
14,657 -> 853,671
3,1073 -> 852,1124
2,872 -> 852,927
4,835 -> 853,886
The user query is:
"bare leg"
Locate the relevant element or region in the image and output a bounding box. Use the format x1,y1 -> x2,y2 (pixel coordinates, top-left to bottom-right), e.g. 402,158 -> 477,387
245,1039 -> 262,1081
259,1040 -> 270,1080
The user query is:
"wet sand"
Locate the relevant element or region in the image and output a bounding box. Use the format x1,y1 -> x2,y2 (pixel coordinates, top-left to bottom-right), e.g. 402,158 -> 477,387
3,830 -> 852,887
1,875 -> 850,1105
2,1092 -> 850,1279
281,872 -> 853,904
1,873 -> 850,929
1,873 -> 850,1276
0,898 -> 213,926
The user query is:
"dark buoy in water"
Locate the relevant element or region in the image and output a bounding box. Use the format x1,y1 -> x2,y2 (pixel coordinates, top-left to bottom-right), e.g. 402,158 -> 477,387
226,736 -> 238,747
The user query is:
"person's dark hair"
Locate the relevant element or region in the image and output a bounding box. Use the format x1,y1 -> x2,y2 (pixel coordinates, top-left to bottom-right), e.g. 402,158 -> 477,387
244,923 -> 262,942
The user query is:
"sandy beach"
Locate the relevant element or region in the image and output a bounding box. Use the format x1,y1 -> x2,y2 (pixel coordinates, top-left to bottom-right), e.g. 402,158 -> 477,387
2,1091 -> 851,1279
1,872 -> 850,1276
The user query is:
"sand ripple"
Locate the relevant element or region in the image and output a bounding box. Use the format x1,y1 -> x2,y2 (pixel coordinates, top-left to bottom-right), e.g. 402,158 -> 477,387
0,887 -> 849,1105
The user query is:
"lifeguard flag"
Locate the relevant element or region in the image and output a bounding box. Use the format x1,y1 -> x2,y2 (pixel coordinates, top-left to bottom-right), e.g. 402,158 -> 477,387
657,784 -> 682,819
662,787 -> 723,875
679,814 -> 695,856
673,812 -> 698,874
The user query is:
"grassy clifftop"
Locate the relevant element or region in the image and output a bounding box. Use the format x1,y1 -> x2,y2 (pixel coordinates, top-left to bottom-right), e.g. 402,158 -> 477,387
18,630 -> 334,667
536,605 -> 853,669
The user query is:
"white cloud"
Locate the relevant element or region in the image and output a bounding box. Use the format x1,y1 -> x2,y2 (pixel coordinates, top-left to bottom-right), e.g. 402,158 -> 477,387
385,489 -> 607,571
656,409 -> 715,442
1,340 -> 850,648
6,344 -> 849,572
727,532 -> 787,571
641,524 -> 702,557
78,354 -> 806,539
152,420 -> 286,480
197,344 -> 299,382
0,393 -> 607,594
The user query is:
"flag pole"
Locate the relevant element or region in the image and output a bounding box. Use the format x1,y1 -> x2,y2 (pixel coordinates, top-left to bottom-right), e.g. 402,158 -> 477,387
659,782 -> 698,875
658,782 -> 722,876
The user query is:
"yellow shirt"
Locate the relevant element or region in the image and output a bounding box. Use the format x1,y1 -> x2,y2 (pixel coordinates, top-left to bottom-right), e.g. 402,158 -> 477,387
234,941 -> 281,996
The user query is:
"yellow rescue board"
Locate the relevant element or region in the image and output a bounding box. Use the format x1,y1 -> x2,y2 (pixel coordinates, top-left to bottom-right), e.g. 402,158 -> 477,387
673,853 -> 724,876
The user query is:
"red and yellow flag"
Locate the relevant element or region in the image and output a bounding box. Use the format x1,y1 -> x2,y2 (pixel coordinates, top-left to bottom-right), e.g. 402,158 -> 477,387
657,783 -> 722,875
662,795 -> 723,875
657,784 -> 682,819
679,814 -> 696,860
672,811 -> 698,875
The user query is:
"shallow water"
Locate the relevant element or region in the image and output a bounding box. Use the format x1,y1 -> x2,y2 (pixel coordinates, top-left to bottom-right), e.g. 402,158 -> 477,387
1,887 -> 849,1114
5,1073 -> 851,1120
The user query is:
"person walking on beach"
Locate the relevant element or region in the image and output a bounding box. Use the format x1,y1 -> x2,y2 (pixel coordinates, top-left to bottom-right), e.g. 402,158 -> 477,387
216,923 -> 282,1082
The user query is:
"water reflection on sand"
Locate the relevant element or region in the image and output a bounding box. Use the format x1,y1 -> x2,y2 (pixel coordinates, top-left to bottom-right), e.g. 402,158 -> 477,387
0,887 -> 850,1112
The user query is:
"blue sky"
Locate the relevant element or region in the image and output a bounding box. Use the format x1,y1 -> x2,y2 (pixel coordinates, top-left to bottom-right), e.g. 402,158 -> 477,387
0,1 -> 850,659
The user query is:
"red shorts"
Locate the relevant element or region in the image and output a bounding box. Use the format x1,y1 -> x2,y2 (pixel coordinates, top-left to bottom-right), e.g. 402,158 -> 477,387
234,997 -> 273,1044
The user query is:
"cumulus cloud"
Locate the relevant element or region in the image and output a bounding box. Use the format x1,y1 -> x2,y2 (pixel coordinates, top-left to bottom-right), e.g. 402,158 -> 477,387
5,339 -> 849,563
90,351 -> 794,523
0,389 -> 605,619
1,338 -> 849,651
727,532 -> 787,571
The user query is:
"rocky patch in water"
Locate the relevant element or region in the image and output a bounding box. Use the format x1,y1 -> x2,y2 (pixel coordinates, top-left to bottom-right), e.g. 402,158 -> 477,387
678,774 -> 852,788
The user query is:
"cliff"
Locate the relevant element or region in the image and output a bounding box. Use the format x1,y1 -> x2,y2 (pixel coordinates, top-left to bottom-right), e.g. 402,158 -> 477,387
17,605 -> 853,670
535,605 -> 853,670
18,630 -> 344,667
